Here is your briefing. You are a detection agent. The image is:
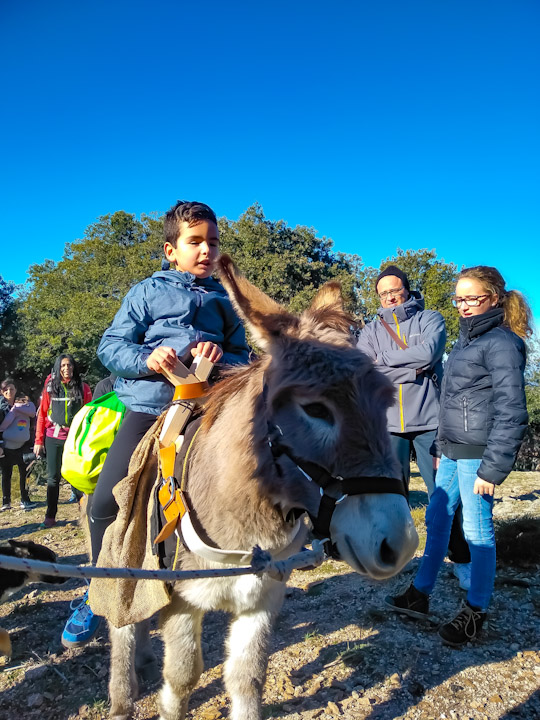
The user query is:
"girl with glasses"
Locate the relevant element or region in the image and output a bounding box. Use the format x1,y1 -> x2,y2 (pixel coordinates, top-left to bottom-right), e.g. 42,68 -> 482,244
386,266 -> 531,646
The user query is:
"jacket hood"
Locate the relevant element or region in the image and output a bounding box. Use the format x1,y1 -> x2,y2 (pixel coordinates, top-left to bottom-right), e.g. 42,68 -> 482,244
378,290 -> 425,323
150,270 -> 226,294
459,307 -> 504,341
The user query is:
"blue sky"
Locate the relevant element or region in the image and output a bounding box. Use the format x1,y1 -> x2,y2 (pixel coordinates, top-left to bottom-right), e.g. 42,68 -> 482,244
2,1 -> 539,320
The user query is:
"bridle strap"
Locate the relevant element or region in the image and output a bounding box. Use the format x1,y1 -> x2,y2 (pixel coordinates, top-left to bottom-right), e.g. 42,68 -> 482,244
269,432 -> 407,499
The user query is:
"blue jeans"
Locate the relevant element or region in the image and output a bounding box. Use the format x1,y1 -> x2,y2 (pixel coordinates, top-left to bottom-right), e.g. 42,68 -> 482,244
390,430 -> 437,496
391,432 -> 471,564
414,455 -> 495,610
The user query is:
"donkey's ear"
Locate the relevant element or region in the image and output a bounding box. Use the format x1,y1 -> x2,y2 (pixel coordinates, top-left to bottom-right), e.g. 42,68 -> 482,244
305,281 -> 353,336
218,255 -> 298,350
309,281 -> 344,312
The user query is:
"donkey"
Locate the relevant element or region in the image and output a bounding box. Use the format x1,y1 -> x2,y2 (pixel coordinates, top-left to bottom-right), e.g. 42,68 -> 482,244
107,256 -> 418,720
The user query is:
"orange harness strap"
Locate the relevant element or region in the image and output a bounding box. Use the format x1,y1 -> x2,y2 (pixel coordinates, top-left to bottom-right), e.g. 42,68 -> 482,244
154,476 -> 191,545
154,427 -> 202,545
172,382 -> 208,401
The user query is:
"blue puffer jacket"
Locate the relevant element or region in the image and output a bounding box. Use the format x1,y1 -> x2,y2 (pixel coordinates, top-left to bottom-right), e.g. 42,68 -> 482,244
436,308 -> 528,484
98,270 -> 250,415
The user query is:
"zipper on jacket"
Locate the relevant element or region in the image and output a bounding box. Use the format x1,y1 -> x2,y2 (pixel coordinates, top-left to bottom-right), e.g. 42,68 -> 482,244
462,396 -> 468,432
394,312 -> 406,432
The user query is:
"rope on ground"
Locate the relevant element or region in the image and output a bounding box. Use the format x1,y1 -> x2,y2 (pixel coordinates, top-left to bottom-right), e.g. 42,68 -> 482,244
0,540 -> 327,584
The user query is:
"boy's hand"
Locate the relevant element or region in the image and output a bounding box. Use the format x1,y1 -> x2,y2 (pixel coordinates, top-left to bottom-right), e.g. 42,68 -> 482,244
191,342 -> 223,364
474,477 -> 495,496
147,346 -> 178,373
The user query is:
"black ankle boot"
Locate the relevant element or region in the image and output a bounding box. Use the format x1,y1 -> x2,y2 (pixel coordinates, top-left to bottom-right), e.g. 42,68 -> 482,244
439,601 -> 486,646
385,582 -> 430,619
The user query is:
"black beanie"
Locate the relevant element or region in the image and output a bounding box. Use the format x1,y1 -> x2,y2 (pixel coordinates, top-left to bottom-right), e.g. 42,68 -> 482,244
375,265 -> 410,293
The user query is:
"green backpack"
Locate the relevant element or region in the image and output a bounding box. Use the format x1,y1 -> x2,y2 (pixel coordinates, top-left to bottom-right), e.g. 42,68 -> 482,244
61,392 -> 126,494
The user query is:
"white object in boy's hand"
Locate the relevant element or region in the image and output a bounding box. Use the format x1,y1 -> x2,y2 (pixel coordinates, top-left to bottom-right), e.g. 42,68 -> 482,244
190,341 -> 222,364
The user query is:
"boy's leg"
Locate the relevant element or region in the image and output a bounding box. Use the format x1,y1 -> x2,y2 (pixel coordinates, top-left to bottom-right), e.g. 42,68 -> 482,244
390,433 -> 411,497
62,411 -> 155,649
457,459 -> 495,611
89,411 -> 156,564
45,436 -> 64,521
414,455 -> 462,595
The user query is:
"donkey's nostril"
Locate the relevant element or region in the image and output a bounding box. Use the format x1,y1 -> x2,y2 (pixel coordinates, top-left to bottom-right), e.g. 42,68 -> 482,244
380,538 -> 397,566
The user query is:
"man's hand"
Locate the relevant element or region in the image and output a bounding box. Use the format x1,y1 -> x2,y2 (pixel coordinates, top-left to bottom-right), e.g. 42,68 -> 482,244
33,443 -> 45,457
432,456 -> 440,470
474,477 -> 495,496
147,346 -> 178,373
191,342 -> 223,364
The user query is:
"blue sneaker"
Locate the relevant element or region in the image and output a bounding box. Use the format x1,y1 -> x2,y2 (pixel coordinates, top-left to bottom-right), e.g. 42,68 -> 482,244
61,589 -> 101,648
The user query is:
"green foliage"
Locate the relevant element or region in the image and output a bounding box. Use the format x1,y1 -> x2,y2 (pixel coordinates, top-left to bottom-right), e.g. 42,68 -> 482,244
525,336 -> 540,423
219,204 -> 367,317
8,204 -> 483,396
362,248 -> 460,349
20,211 -> 164,387
0,277 -> 26,386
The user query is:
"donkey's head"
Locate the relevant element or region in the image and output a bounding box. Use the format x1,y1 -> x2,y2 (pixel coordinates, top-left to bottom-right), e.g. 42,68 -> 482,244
218,256 -> 418,579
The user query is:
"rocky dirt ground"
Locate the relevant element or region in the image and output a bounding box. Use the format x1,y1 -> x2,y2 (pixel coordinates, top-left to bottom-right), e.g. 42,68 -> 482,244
0,469 -> 539,720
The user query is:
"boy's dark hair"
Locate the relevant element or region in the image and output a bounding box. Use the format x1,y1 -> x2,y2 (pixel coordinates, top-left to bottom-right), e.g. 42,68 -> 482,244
164,201 -> 218,247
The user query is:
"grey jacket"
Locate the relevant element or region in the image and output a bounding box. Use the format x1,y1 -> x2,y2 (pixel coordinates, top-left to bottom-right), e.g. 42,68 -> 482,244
357,292 -> 446,433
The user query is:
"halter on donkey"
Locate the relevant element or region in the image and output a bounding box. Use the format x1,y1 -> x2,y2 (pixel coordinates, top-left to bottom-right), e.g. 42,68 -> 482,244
105,255 -> 418,720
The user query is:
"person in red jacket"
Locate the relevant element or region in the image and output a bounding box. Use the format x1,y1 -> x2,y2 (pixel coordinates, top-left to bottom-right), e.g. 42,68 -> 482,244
34,354 -> 92,528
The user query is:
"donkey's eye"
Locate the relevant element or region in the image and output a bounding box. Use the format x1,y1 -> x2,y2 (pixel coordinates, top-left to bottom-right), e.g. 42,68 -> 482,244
301,402 -> 334,424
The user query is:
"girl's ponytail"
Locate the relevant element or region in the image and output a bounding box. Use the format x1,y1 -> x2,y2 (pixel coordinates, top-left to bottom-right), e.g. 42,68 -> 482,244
500,290 -> 533,339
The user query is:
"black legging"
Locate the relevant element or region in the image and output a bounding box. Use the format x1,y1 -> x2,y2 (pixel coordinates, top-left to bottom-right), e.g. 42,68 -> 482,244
45,435 -> 66,520
90,410 -> 156,563
1,447 -> 30,505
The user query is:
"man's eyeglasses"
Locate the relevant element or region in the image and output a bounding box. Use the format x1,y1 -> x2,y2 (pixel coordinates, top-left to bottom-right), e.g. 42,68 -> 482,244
451,294 -> 491,308
378,286 -> 405,300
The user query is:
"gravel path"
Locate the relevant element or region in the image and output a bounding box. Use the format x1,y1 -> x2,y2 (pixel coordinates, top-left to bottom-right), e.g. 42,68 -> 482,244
0,471 -> 539,720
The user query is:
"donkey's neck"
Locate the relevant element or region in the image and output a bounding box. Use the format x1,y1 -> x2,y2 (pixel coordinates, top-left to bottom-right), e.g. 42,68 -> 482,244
184,365 -> 297,554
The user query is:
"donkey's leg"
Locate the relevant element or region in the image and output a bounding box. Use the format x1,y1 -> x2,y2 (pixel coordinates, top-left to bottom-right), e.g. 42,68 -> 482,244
225,608 -> 275,720
134,618 -> 160,683
157,593 -> 203,720
109,622 -> 138,720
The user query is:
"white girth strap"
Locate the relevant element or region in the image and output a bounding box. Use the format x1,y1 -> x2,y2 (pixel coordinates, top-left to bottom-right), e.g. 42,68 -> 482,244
178,511 -> 305,567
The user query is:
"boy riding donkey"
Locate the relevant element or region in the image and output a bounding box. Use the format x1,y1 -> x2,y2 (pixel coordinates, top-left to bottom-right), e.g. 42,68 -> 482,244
61,201 -> 250,647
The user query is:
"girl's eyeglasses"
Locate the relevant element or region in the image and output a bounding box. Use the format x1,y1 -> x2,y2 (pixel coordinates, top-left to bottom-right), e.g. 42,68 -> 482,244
451,294 -> 491,308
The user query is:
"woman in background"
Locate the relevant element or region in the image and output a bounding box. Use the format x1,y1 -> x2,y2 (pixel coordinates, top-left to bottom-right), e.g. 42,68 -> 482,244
386,266 -> 531,646
34,354 -> 92,528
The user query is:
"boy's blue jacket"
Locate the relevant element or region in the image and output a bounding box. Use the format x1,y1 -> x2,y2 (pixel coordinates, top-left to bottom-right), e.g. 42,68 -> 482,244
97,270 -> 250,415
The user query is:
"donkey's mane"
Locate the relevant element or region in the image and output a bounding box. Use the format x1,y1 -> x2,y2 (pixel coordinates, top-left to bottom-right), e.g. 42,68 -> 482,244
202,360 -> 264,430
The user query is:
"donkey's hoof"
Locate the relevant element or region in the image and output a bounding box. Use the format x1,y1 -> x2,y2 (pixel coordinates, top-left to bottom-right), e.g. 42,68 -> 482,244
137,657 -> 161,683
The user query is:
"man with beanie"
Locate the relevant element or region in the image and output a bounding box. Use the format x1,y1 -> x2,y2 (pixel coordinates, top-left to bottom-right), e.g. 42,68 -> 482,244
357,265 -> 471,588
